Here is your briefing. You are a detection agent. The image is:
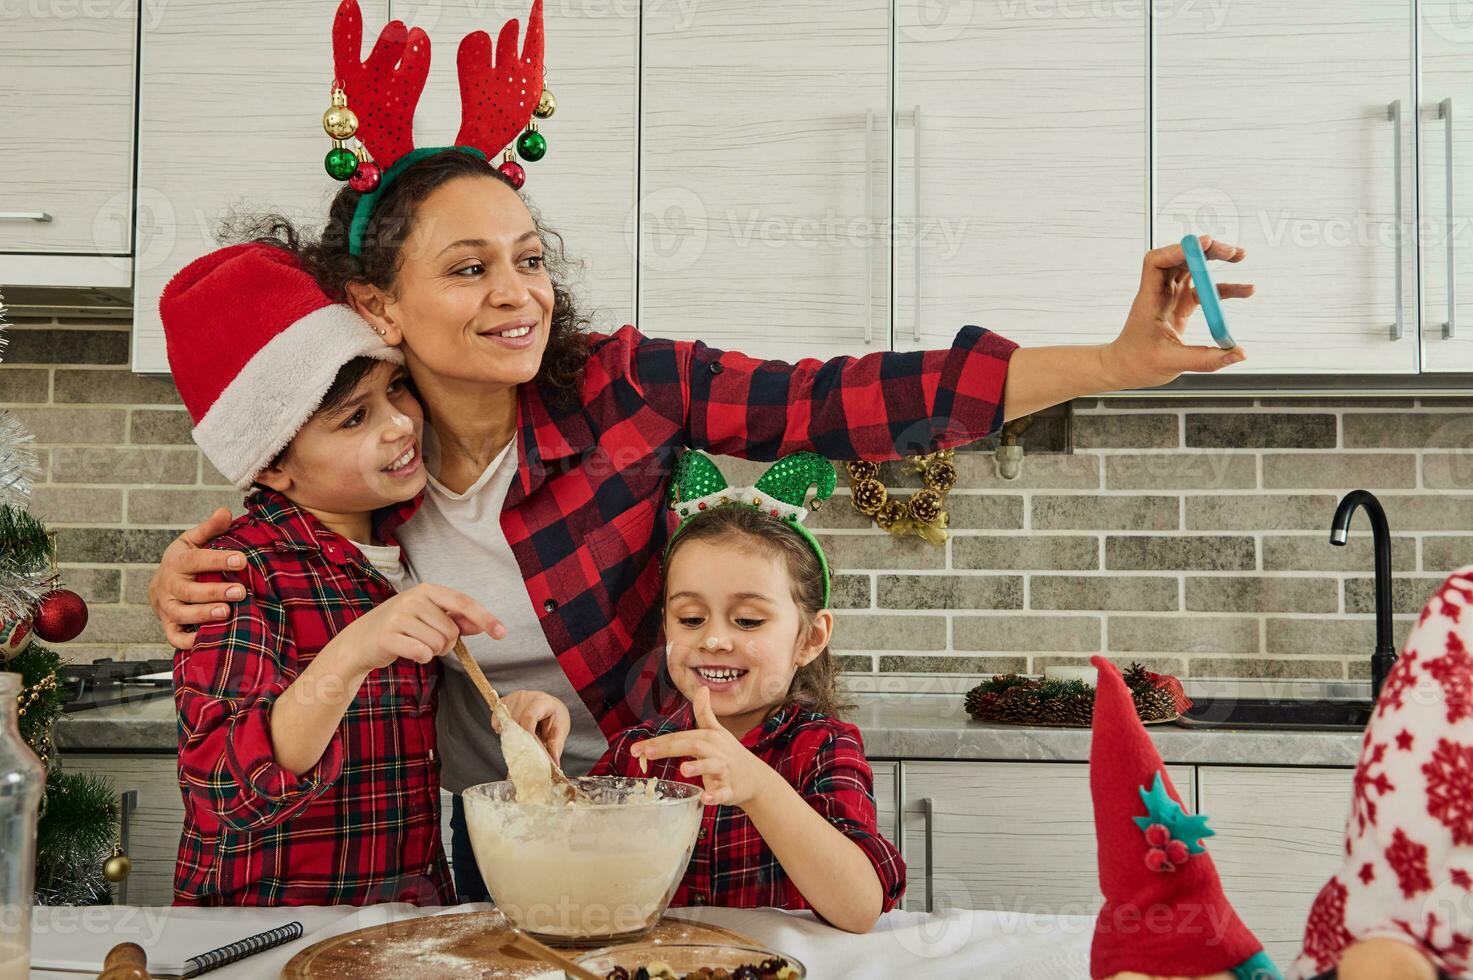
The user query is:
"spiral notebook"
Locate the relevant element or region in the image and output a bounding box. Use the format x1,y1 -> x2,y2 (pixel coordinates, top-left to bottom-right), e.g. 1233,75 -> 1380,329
30,919 -> 302,977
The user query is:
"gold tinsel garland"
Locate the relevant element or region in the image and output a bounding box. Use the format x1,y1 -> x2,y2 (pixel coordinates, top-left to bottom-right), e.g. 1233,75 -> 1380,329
845,451 -> 958,546
18,672 -> 57,768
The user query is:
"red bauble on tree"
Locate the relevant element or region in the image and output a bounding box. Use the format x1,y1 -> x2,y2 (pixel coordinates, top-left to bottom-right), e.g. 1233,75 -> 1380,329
32,588 -> 87,644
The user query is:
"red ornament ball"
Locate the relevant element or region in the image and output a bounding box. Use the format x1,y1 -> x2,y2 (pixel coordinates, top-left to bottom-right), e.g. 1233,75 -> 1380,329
0,617 -> 32,661
349,161 -> 382,193
33,589 -> 88,644
498,159 -> 527,189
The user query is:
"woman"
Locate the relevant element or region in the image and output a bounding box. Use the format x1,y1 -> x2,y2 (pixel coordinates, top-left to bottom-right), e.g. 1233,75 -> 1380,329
149,148 -> 1252,901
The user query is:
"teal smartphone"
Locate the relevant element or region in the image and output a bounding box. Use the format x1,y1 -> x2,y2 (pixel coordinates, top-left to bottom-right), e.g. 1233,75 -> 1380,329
1180,234 -> 1236,350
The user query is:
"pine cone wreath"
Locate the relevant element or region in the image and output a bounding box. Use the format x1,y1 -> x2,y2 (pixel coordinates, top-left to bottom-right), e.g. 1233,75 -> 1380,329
908,488 -> 944,524
1132,684 -> 1179,723
964,664 -> 1181,727
846,460 -> 880,482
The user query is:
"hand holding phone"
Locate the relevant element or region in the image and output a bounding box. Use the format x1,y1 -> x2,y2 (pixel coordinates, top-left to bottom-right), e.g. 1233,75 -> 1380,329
1180,233 -> 1237,350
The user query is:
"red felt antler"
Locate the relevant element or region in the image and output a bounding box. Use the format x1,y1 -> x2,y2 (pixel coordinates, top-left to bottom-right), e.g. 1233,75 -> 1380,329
454,0 -> 545,157
332,0 -> 431,171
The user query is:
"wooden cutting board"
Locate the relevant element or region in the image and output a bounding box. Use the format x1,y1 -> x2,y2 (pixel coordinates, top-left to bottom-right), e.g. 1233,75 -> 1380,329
281,911 -> 760,979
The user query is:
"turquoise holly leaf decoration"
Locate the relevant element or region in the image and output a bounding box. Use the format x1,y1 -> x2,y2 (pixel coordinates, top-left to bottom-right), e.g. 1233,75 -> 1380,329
1133,771 -> 1215,855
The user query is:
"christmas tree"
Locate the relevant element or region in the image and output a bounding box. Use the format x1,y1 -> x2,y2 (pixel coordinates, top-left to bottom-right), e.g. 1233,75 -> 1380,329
0,291 -> 122,906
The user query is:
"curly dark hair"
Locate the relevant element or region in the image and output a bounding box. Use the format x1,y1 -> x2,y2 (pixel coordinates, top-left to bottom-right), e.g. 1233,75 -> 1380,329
663,505 -> 853,720
217,149 -> 591,405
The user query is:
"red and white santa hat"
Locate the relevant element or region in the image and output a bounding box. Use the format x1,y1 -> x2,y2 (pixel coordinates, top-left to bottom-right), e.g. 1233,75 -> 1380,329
159,242 -> 403,490
1293,568 -> 1473,978
1088,654 -> 1279,979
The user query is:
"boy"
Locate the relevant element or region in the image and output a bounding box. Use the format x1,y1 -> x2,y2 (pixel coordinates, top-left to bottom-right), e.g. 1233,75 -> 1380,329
160,242 -> 505,905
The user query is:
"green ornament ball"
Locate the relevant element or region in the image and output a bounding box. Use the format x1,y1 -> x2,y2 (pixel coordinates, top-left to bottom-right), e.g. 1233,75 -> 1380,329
324,146 -> 359,180
517,129 -> 548,162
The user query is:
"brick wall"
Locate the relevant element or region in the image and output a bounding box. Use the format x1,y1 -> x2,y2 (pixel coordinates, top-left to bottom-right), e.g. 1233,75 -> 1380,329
3,320 -> 1470,681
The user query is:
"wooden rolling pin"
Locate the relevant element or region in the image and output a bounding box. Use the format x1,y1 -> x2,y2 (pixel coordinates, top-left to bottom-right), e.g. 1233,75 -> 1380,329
451,638 -> 588,803
97,942 -> 151,980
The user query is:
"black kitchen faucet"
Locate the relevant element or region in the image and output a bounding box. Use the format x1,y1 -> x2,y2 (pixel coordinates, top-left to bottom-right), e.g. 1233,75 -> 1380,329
1330,490 -> 1397,701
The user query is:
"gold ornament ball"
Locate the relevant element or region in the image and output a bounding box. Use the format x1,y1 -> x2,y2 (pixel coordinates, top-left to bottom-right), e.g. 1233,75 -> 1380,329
846,460 -> 880,482
851,478 -> 887,516
103,850 -> 132,883
323,105 -> 359,140
534,87 -> 557,119
923,459 -> 958,493
909,488 -> 944,525
875,499 -> 907,531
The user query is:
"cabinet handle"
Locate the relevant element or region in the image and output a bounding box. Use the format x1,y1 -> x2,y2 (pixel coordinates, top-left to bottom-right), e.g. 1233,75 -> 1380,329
117,789 -> 138,905
0,211 -> 52,222
1442,97 -> 1457,340
1389,99 -> 1405,342
913,105 -> 923,343
865,108 -> 875,345
919,795 -> 935,913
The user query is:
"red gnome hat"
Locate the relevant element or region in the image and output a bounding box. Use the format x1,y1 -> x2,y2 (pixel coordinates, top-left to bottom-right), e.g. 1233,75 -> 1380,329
1088,655 -> 1281,980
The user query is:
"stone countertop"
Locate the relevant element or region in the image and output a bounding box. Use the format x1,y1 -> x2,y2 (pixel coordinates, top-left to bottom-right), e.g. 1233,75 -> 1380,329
54,690 -> 1363,767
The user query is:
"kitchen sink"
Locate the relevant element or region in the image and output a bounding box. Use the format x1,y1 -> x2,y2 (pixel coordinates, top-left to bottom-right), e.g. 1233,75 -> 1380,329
1175,697 -> 1373,732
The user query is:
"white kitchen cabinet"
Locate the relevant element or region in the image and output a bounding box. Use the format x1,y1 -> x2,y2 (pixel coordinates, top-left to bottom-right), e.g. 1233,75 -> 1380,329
1419,1 -> 1473,373
638,0 -> 891,362
1197,765 -> 1353,966
130,0 -> 386,373
897,760 -> 1195,915
872,759 -> 898,847
894,0 -> 1148,354
0,9 -> 136,256
1155,1 -> 1418,374
66,754 -> 183,908
406,0 -> 638,335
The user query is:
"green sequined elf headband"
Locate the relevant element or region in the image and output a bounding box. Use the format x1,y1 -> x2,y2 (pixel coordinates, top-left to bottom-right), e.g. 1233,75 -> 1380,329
327,0 -> 555,257
666,450 -> 838,607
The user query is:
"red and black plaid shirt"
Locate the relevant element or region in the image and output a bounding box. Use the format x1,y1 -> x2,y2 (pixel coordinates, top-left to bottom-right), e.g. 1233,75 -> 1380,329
173,487 -> 454,907
590,700 -> 906,916
501,324 -> 1015,738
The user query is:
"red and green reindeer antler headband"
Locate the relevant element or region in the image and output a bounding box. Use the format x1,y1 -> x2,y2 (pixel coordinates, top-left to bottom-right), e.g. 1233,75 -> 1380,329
325,0 -> 555,256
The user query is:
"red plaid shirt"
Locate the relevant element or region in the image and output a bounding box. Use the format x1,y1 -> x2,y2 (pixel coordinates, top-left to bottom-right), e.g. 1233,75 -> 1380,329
501,323 -> 1015,737
590,700 -> 906,916
173,487 -> 454,907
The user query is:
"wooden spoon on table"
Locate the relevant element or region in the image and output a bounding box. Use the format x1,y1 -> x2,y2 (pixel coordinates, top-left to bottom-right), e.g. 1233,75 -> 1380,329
495,928 -> 604,980
451,638 -> 589,804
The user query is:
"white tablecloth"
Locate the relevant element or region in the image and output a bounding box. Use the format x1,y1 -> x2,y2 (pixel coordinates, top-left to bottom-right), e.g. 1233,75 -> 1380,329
29,903 -> 1096,979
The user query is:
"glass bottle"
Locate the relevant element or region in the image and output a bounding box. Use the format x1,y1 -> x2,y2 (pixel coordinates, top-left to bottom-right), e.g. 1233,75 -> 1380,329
0,672 -> 44,980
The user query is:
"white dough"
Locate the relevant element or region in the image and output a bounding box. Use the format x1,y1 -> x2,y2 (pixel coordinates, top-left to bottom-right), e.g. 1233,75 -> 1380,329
495,703 -> 555,805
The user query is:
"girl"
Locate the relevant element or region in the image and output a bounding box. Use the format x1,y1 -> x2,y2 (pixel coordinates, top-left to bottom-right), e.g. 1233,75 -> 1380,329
590,451 -> 905,934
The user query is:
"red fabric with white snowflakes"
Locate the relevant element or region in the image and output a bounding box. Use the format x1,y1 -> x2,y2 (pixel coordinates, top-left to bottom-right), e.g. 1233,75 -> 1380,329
1292,568 -> 1473,978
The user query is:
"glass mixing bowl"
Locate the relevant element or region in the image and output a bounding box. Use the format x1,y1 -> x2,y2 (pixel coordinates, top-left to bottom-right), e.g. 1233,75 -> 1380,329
462,776 -> 703,947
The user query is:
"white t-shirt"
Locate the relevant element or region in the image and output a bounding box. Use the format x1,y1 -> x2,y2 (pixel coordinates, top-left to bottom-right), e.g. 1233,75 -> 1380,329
396,424 -> 609,794
349,539 -> 411,593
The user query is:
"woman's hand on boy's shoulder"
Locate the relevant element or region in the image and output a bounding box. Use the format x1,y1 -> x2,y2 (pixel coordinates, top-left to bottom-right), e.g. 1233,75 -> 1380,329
495,690 -> 572,765
327,583 -> 507,676
150,507 -> 248,650
631,687 -> 778,809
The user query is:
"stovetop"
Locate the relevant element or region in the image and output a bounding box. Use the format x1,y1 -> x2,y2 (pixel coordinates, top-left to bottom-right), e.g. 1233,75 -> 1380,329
59,657 -> 174,713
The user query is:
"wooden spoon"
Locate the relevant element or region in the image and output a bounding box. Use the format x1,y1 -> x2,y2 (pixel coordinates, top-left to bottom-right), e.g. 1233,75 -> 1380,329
451,638 -> 589,804
496,927 -> 604,980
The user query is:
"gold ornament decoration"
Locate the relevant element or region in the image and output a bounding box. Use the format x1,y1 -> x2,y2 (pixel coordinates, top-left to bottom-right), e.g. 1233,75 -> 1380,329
851,478 -> 887,516
322,87 -> 359,140
908,488 -> 943,525
875,499 -> 907,531
534,87 -> 557,119
844,450 -> 958,546
923,459 -> 958,493
103,843 -> 131,883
